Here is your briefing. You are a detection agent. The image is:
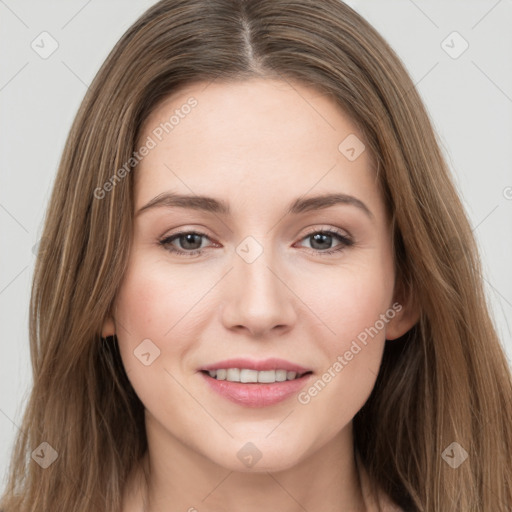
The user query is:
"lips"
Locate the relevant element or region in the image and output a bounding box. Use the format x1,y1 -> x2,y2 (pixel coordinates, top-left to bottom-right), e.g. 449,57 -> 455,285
199,357 -> 311,373
200,370 -> 314,407
198,357 -> 314,407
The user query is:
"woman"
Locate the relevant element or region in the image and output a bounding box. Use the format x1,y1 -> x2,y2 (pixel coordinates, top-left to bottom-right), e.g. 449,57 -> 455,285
1,1 -> 511,511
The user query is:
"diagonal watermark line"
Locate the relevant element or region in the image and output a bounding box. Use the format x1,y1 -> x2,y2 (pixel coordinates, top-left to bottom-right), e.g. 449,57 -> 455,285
0,0 -> 29,28
61,0 -> 93,29
164,163 -> 233,234
414,61 -> 440,89
0,202 -> 29,232
0,407 -> 27,437
265,472 -> 311,512
201,470 -> 234,502
0,62 -> 29,92
372,60 -> 439,137
367,366 -> 378,378
373,61 -> 440,137
265,409 -> 295,438
471,61 -> 512,105
266,163 -> 338,235
199,70 -> 223,93
0,313 -> 112,512
265,265 -> 336,336
272,67 -> 336,130
484,276 -> 512,309
471,204 -> 499,233
0,265 -> 28,295
263,62 -> 336,130
114,317 -> 132,337
163,367 -> 234,438
471,0 -> 503,30
284,79 -> 336,130
164,267 -> 234,336
61,60 -> 89,89
407,0 -> 439,28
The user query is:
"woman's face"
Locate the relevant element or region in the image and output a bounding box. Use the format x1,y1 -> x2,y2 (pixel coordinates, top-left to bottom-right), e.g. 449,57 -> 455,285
104,78 -> 413,472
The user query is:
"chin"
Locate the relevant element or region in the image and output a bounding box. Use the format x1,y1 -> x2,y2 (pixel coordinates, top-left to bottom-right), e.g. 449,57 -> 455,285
208,439 -> 308,473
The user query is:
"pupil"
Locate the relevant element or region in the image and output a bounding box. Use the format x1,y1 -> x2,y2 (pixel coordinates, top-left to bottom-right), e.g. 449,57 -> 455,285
311,233 -> 331,250
182,233 -> 201,250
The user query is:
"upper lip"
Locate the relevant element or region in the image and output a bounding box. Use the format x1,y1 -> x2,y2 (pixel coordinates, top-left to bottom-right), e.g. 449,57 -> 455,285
200,358 -> 311,373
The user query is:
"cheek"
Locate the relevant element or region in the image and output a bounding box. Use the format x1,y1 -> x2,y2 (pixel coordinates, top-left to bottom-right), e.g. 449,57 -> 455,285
112,252 -> 226,392
115,273 -> 165,340
314,251 -> 395,372
112,268 -> 187,415
115,251 -> 209,333
112,258 -> 196,373
325,259 -> 394,335
295,264 -> 394,431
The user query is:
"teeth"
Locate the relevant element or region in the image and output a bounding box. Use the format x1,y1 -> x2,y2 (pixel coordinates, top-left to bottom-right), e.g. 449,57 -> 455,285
259,370 -> 282,383
275,369 -> 288,382
226,368 -> 240,381
241,369 -> 258,383
206,368 -> 304,383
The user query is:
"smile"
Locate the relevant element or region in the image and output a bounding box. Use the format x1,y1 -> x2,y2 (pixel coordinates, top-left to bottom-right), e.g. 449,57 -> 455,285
203,368 -> 311,383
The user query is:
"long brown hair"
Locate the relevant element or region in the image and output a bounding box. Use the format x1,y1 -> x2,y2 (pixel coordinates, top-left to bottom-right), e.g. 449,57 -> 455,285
1,1 -> 511,510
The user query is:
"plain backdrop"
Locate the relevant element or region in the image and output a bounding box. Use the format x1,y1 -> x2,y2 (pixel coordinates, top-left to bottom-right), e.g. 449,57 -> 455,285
1,0 -> 511,490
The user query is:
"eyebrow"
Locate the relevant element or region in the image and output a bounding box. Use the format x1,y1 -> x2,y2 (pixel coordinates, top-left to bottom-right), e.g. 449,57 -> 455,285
136,192 -> 374,220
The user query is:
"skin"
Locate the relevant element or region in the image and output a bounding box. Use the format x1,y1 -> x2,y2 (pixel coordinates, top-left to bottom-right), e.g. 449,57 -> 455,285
102,78 -> 418,512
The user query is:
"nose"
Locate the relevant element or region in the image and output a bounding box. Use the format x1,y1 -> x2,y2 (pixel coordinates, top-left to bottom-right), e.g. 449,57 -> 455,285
220,243 -> 297,338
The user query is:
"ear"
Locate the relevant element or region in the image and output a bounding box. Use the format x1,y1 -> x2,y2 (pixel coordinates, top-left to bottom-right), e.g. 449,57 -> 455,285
101,312 -> 116,338
385,277 -> 420,340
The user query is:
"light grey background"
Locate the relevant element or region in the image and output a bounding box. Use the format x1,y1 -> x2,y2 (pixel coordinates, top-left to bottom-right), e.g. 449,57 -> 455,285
1,0 -> 511,489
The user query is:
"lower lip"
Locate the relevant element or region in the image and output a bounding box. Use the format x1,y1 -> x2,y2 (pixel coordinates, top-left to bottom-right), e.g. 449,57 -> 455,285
200,371 -> 313,407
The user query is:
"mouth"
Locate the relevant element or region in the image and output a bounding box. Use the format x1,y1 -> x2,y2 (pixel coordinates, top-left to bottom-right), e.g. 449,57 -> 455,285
199,357 -> 313,381
198,358 -> 314,407
200,368 -> 313,383
199,367 -> 315,407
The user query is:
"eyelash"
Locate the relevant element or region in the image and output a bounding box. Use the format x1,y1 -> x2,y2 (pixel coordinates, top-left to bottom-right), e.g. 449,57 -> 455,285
158,227 -> 354,258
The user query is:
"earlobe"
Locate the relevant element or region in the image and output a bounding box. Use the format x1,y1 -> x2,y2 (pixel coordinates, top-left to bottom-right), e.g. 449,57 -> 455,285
101,315 -> 116,338
386,282 -> 420,341
386,303 -> 419,340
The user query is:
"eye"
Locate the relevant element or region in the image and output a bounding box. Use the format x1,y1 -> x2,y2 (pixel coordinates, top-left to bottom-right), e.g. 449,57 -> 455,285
159,231 -> 215,257
159,227 -> 354,258
295,227 -> 353,256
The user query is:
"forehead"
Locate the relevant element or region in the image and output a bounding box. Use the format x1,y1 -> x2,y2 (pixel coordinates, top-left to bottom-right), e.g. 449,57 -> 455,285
134,78 -> 381,217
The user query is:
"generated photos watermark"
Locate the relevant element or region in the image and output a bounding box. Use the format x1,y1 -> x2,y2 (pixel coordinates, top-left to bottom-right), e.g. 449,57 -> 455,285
93,97 -> 198,200
298,302 -> 402,405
